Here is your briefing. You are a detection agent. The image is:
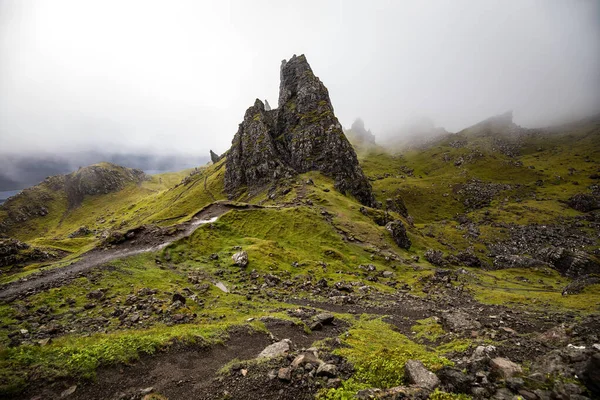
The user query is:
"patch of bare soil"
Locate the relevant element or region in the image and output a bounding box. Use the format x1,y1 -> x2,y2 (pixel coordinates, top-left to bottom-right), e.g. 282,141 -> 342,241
21,318 -> 346,400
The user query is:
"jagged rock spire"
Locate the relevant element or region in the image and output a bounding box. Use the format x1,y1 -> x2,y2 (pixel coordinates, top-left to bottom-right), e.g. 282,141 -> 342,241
224,54 -> 374,206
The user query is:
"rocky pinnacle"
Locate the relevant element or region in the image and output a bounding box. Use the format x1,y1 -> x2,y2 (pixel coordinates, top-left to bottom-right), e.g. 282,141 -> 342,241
224,54 -> 374,206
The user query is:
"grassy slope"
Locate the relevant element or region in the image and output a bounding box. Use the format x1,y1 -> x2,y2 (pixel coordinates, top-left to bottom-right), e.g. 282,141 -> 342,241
0,122 -> 599,396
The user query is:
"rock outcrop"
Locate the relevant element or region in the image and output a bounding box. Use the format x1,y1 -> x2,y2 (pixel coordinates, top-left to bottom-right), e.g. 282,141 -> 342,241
224,55 -> 374,206
347,118 -> 376,144
209,150 -> 222,164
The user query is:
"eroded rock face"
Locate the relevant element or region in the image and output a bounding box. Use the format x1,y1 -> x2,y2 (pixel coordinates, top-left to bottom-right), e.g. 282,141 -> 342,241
209,150 -> 222,164
225,55 -> 374,206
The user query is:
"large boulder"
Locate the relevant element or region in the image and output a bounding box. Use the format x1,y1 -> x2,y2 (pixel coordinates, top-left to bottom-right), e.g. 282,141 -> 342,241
567,193 -> 600,212
257,339 -> 291,358
537,247 -> 599,277
404,360 -> 440,390
224,55 -> 374,206
386,220 -> 411,249
232,251 -> 249,268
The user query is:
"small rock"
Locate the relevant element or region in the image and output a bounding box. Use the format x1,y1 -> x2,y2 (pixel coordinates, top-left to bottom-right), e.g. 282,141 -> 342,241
87,289 -> 105,300
404,359 -> 440,390
316,363 -> 338,377
172,293 -> 186,305
38,338 -> 52,346
291,352 -> 321,368
61,385 -> 77,398
140,387 -> 154,395
278,367 -> 292,381
232,251 -> 249,267
258,339 -> 291,358
490,357 -> 522,380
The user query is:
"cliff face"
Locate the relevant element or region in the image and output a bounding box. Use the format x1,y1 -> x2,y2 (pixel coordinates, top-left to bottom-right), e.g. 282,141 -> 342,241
225,55 -> 374,206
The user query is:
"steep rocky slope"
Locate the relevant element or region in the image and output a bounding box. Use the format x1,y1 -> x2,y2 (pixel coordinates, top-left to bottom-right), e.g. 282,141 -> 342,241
225,55 -> 374,206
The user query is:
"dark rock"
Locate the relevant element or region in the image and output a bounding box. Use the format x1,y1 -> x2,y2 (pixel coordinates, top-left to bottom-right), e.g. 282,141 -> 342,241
385,195 -> 409,218
567,193 -> 600,212
210,150 -> 222,164
68,226 -> 91,238
456,250 -> 482,267
172,293 -> 186,305
538,247 -> 599,277
492,254 -> 550,270
386,220 -> 411,249
441,311 -> 481,332
224,55 -> 374,206
87,289 -> 105,300
437,367 -> 473,393
562,275 -> 600,295
583,353 -> 600,397
424,249 -> 446,267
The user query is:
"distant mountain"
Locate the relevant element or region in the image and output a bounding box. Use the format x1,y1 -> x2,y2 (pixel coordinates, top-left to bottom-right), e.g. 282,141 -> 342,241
0,151 -> 209,191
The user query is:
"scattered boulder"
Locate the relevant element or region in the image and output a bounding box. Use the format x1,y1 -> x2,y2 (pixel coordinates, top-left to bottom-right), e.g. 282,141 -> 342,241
492,254 -> 549,270
583,353 -> 600,397
404,360 -> 440,390
277,367 -> 292,381
386,220 -> 411,249
562,275 -> 600,295
537,247 -> 599,277
489,357 -> 522,380
424,249 -> 446,267
567,193 -> 600,212
316,363 -> 338,378
310,312 -> 335,331
68,226 -> 91,238
258,339 -> 291,359
441,311 -> 481,332
437,367 -> 474,393
386,195 -> 409,218
232,251 -> 249,268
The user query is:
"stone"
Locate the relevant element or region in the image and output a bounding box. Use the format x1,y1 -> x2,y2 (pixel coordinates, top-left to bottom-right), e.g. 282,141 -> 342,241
316,363 -> 338,377
441,311 -> 482,332
278,367 -> 292,381
172,293 -> 186,305
310,312 -> 335,330
436,367 -> 473,393
87,289 -> 104,300
61,385 -> 77,398
38,338 -> 52,346
291,351 -> 321,368
210,150 -> 222,164
518,389 -> 538,400
490,357 -> 523,380
232,251 -> 248,267
224,55 -> 374,206
385,220 -> 411,249
258,339 -> 291,358
140,387 -> 154,395
567,193 -> 600,212
583,353 -> 600,397
404,359 -> 440,390
537,246 -> 599,277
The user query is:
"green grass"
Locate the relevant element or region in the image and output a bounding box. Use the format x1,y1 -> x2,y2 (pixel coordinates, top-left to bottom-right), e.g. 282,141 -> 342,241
319,316 -> 452,399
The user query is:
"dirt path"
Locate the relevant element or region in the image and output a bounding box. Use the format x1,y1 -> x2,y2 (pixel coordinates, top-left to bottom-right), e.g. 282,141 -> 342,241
0,202 -> 258,302
21,319 -> 345,400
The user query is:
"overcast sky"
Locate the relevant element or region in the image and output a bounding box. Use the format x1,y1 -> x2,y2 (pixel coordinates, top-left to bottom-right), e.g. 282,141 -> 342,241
1,0 -> 599,155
